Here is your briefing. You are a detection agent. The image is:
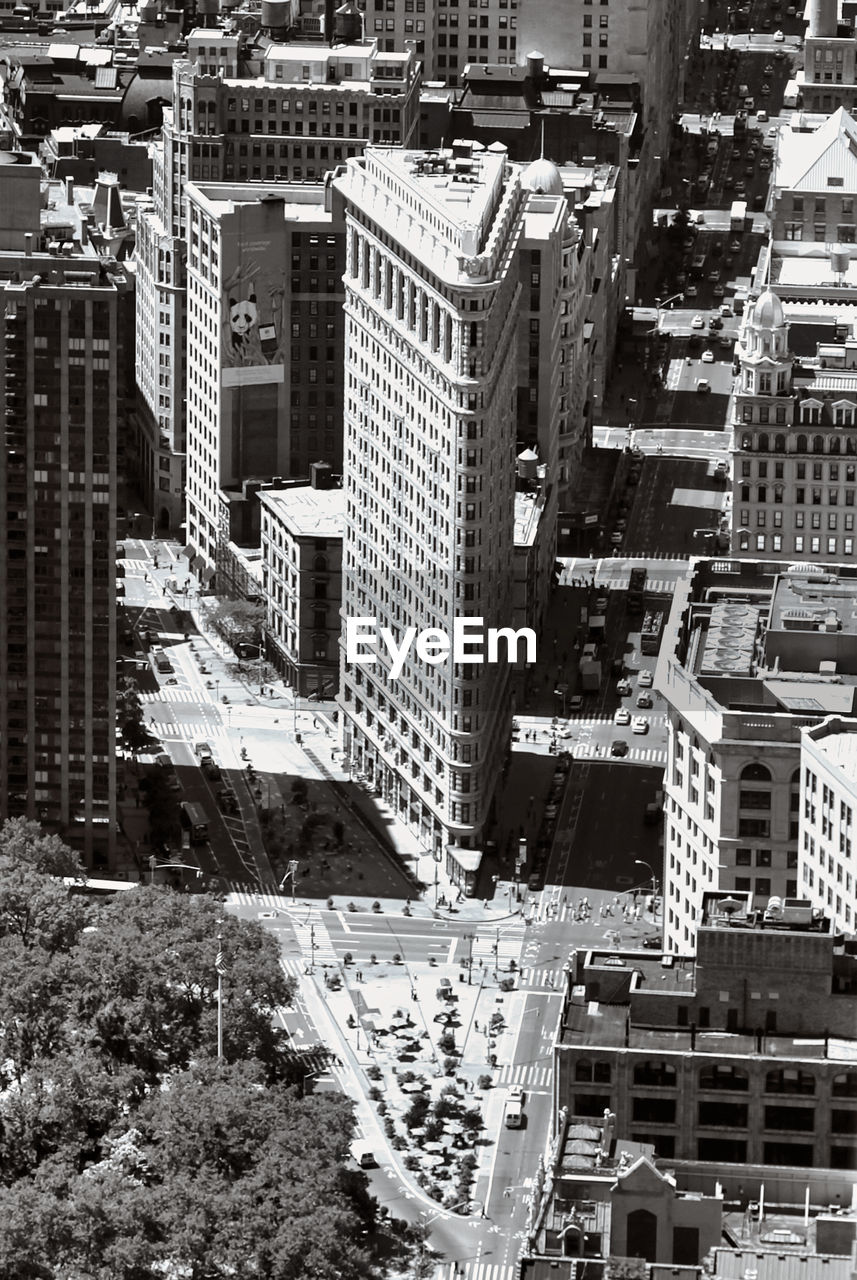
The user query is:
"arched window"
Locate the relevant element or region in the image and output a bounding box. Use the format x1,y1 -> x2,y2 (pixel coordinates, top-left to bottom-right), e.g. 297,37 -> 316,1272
758,485 -> 767,503
813,434 -> 825,454
765,1068 -> 815,1095
830,436 -> 841,454
313,554 -> 328,571
699,1064 -> 749,1090
774,484 -> 784,504
774,434 -> 786,453
633,1061 -> 678,1088
795,434 -> 807,453
758,433 -> 769,452
741,761 -> 772,782
833,1072 -> 857,1097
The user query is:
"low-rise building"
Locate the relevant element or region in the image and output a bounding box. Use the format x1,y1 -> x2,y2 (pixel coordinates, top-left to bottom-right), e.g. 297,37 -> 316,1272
260,468 -> 343,698
655,557 -> 857,953
556,893 -> 857,1170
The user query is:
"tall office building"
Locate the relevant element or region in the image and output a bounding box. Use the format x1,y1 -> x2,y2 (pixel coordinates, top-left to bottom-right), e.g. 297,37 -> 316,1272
335,142 -> 527,858
0,154 -> 126,866
183,179 -> 346,587
135,6 -> 420,539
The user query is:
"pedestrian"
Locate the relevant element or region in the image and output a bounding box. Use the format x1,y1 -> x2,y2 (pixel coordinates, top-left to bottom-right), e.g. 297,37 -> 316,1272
474,1020 -> 479,1032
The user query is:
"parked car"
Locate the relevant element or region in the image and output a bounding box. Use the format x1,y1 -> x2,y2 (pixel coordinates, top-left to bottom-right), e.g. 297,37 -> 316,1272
617,679 -> 632,696
568,696 -> 584,713
636,693 -> 653,709
709,316 -> 723,331
691,314 -> 706,329
713,285 -> 725,298
701,349 -> 715,363
642,935 -> 664,950
685,284 -> 699,298
696,378 -> 712,393
610,531 -> 623,546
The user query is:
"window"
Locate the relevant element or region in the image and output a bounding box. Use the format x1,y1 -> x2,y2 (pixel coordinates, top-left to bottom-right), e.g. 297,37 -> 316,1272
766,1069 -> 815,1096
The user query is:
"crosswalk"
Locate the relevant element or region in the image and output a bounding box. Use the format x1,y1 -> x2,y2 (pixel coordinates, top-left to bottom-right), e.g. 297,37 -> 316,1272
520,965 -> 564,990
455,1265 -> 517,1280
494,1062 -> 553,1090
575,742 -> 667,764
142,688 -> 215,705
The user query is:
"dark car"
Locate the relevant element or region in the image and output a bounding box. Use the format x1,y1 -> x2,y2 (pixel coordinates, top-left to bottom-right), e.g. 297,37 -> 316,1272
203,761 -> 222,781
217,787 -> 238,814
610,740 -> 629,758
708,316 -> 723,331
642,935 -> 664,950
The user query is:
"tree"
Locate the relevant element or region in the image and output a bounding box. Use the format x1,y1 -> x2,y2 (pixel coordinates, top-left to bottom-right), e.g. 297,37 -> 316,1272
0,821 -> 86,956
203,599 -> 265,650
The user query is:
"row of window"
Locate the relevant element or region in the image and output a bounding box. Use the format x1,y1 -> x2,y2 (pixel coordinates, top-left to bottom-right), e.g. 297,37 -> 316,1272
573,1063 -> 857,1095
741,459 -> 856,480
736,532 -> 856,555
738,428 -> 857,447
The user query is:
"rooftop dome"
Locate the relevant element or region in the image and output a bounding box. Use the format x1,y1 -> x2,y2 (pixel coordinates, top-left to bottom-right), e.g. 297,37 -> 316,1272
521,157 -> 563,196
750,288 -> 785,330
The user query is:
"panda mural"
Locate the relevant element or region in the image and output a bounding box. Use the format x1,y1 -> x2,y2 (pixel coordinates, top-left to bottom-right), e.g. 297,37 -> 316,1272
221,258 -> 286,371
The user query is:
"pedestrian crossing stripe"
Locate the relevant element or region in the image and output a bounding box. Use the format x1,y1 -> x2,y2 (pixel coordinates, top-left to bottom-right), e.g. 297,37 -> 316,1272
494,1063 -> 553,1088
456,1265 -> 517,1280
141,688 -> 218,704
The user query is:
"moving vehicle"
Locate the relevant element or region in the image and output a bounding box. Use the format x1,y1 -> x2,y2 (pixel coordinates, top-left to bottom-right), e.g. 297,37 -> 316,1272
636,693 -> 653,709
701,349 -> 715,363
632,717 -> 649,735
691,314 -> 705,329
614,707 -> 631,726
153,647 -> 173,674
180,800 -> 209,844
194,741 -> 214,763
638,670 -> 654,688
627,566 -> 646,614
617,678 -> 632,697
508,1085 -> 525,1103
610,740 -> 629,758
504,1096 -> 523,1128
351,1142 -> 378,1169
730,200 -> 748,231
696,378 -> 712,393
640,611 -> 665,657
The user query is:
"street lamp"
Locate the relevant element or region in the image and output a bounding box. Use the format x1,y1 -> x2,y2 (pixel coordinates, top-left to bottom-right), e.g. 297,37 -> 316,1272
635,859 -> 659,915
462,933 -> 474,984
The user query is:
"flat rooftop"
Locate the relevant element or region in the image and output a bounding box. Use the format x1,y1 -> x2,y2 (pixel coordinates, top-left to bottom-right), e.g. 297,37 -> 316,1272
261,484 -> 345,537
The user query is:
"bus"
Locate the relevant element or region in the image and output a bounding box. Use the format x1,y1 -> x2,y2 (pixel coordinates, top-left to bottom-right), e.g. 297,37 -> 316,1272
627,567 -> 647,613
640,610 -> 665,656
730,199 -> 748,231
180,801 -> 209,844
63,877 -> 138,898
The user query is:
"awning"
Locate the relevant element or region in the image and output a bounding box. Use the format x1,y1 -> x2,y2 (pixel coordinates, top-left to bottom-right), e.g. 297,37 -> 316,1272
179,545 -> 193,560
190,555 -> 203,575
202,565 -> 216,584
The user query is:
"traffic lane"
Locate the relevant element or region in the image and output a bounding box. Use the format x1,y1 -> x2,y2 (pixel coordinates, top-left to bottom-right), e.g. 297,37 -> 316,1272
566,763 -> 664,891
624,455 -> 726,556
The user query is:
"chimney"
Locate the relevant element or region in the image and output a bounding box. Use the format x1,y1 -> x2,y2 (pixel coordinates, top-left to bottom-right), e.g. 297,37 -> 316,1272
65,176 -> 74,204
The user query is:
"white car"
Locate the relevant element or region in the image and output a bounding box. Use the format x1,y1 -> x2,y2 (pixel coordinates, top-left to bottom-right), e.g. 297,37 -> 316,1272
508,1085 -> 525,1102
617,678 -> 632,696
632,717 -> 649,735
614,707 -> 631,726
638,670 -> 654,688
691,314 -> 705,329
773,28 -> 784,40
701,349 -> 715,363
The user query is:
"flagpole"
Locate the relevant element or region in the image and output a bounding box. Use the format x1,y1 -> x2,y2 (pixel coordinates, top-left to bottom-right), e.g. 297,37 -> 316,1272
216,927 -> 224,1059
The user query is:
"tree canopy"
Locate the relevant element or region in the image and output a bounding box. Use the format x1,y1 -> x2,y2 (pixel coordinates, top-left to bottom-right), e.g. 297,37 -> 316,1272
0,822 -> 412,1279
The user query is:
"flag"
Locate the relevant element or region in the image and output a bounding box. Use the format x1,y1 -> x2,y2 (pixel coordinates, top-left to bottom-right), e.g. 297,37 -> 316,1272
215,947 -> 227,978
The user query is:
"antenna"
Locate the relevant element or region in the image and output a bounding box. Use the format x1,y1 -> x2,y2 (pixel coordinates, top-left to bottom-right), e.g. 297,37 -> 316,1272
540,118 -> 545,160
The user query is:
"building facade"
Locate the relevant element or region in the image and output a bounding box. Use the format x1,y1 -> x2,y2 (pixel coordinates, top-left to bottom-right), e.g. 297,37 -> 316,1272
0,158 -> 126,865
731,289 -> 857,562
260,469 -> 344,697
183,179 -> 346,585
557,898 -> 857,1170
798,0 -> 857,115
799,715 -> 857,934
655,557 -> 857,954
135,14 -> 420,540
335,142 -> 526,856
